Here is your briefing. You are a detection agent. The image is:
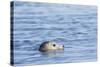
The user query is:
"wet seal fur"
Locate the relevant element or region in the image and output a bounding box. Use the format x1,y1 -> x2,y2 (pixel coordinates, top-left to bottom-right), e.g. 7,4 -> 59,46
39,41 -> 64,52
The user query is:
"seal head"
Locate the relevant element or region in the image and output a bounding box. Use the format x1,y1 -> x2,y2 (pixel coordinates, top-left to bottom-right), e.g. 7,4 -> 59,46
39,41 -> 64,52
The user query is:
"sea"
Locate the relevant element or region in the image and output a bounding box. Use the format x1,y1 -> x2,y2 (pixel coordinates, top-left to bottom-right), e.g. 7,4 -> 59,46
11,1 -> 97,66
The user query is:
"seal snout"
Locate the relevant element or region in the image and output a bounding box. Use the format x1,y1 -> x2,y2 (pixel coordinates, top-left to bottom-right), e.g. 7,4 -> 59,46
39,41 -> 64,52
58,45 -> 64,50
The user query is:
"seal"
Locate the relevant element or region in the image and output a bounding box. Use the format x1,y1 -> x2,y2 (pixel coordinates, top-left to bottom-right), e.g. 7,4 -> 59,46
39,41 -> 64,52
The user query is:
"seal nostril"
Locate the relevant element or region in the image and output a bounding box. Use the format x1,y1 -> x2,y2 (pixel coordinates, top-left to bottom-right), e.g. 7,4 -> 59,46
63,45 -> 64,47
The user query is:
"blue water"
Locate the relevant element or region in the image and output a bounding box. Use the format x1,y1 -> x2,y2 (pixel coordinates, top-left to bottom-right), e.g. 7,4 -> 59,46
11,1 -> 97,66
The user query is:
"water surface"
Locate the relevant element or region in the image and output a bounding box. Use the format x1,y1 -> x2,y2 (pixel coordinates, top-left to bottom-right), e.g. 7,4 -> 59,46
11,1 -> 97,66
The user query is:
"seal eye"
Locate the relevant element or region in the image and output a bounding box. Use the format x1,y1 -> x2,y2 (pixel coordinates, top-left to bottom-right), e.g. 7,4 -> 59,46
53,44 -> 56,47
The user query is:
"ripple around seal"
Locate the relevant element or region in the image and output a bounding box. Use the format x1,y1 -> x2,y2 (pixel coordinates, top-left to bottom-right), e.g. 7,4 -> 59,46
11,1 -> 97,66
